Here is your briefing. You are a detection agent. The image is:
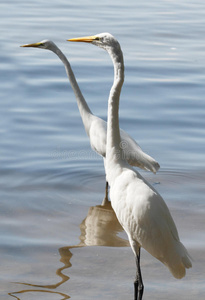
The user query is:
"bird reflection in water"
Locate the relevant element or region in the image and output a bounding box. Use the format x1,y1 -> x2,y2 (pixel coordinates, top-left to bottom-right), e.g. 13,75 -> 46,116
79,200 -> 129,247
9,201 -> 129,299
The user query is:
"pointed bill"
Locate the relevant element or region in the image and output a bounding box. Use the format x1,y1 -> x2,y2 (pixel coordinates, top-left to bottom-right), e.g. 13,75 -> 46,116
20,42 -> 42,48
68,35 -> 98,43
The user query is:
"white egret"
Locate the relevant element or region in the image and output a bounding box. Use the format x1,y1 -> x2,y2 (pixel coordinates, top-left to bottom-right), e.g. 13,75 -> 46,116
21,40 -> 159,204
69,33 -> 192,299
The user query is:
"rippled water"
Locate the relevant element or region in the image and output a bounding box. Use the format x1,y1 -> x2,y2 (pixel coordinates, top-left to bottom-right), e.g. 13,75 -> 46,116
1,0 -> 205,299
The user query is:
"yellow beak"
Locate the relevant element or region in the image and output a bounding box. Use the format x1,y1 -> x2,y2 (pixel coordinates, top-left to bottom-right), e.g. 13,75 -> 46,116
20,42 -> 42,48
68,35 -> 97,43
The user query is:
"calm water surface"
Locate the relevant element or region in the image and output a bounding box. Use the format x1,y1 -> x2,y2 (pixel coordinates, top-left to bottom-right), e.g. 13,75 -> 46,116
1,0 -> 205,299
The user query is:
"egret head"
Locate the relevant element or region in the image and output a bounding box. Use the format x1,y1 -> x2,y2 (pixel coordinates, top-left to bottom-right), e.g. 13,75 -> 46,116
68,33 -> 122,54
21,40 -> 56,50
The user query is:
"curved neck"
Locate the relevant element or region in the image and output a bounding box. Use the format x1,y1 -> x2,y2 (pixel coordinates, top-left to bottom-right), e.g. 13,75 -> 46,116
106,47 -> 124,162
51,46 -> 93,133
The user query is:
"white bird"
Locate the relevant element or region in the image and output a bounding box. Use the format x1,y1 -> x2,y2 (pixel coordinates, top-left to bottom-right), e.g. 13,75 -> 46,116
21,40 -> 160,204
69,33 -> 192,299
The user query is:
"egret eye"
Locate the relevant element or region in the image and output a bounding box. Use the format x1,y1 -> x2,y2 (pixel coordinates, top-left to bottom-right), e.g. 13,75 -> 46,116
94,37 -> 101,41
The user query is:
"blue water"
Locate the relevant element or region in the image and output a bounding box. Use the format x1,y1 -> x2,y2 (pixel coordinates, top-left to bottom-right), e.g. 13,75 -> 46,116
1,0 -> 205,299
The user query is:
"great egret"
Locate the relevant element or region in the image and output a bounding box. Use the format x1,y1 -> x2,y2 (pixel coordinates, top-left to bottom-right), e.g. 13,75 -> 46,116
21,40 -> 160,204
69,33 -> 192,299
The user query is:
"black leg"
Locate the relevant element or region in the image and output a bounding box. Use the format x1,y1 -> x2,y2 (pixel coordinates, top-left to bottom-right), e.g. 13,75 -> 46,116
134,248 -> 144,300
101,181 -> 109,206
134,279 -> 139,300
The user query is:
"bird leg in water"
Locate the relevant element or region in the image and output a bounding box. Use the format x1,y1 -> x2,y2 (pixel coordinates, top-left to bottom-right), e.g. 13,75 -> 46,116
101,181 -> 109,206
134,248 -> 144,300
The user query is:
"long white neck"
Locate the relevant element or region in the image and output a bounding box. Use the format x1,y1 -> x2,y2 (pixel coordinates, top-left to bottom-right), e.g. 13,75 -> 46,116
106,46 -> 124,165
51,45 -> 93,133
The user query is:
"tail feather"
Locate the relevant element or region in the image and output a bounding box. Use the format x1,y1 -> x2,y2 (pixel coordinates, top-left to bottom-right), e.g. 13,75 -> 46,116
167,242 -> 192,279
127,152 -> 160,174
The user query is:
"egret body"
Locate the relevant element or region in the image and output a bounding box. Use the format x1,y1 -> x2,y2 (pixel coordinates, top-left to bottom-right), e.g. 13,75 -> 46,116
69,33 -> 192,299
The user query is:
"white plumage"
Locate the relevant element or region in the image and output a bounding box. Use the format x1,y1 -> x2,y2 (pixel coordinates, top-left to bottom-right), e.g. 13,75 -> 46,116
21,39 -> 160,204
69,33 -> 192,299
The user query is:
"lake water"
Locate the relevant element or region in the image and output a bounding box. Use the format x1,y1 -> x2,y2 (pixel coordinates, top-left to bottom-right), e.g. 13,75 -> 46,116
1,0 -> 205,299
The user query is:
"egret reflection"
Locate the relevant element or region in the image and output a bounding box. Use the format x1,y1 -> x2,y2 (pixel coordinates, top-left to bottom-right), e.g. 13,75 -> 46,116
9,201 -> 128,298
8,289 -> 70,300
79,200 -> 129,247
